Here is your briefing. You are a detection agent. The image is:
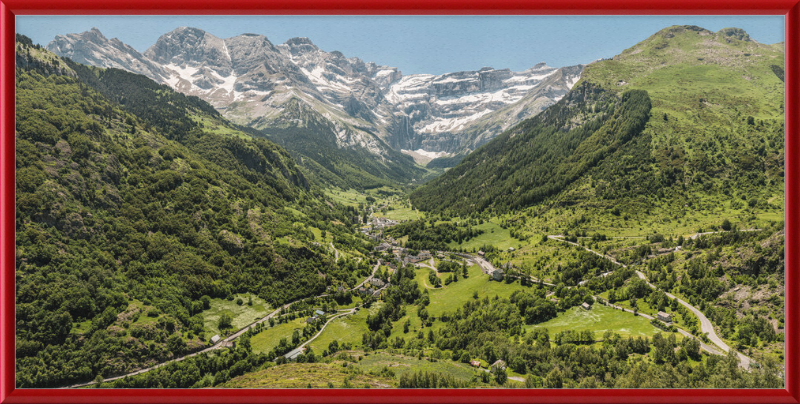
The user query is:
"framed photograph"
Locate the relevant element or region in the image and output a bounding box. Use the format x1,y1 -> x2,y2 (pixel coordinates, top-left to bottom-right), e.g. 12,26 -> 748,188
1,0 -> 798,403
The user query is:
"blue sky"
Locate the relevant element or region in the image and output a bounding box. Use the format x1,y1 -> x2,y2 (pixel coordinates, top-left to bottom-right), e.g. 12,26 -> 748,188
16,16 -> 784,75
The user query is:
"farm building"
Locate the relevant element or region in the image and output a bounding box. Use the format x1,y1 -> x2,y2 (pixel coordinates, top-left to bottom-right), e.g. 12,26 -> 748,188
491,268 -> 505,281
210,335 -> 221,344
470,360 -> 481,368
581,302 -> 592,310
490,360 -> 507,373
657,311 -> 673,323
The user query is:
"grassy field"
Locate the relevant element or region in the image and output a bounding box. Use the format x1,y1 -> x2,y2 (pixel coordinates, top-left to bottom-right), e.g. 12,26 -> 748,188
190,114 -> 251,139
307,304 -> 382,353
598,292 -> 694,330
201,293 -> 271,336
250,317 -> 308,354
447,220 -> 520,251
324,188 -> 369,207
374,205 -> 421,221
71,319 -> 93,334
526,305 -> 661,338
221,362 -> 396,388
413,263 -> 532,317
355,352 -> 478,382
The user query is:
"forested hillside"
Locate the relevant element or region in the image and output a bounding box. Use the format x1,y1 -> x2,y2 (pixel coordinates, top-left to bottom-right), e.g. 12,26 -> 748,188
411,84 -> 651,214
410,25 -> 784,221
13,23 -> 786,391
14,37 -> 370,387
249,97 -> 429,190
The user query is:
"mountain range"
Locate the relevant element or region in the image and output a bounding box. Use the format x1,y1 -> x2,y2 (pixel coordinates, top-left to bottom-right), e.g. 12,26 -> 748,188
411,25 -> 785,219
14,23 -> 786,389
46,27 -> 583,183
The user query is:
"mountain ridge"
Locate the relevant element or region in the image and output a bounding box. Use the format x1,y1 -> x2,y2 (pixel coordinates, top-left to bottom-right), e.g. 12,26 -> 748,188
411,25 -> 784,217
45,26 -> 583,164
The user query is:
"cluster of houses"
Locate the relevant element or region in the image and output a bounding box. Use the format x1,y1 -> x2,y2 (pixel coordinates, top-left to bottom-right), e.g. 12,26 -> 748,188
359,227 -> 381,242
469,359 -> 508,374
306,309 -> 327,324
334,276 -> 388,298
360,217 -> 400,241
374,241 -> 439,268
356,286 -> 374,296
404,250 -> 432,265
356,276 -> 389,297
372,216 -> 398,229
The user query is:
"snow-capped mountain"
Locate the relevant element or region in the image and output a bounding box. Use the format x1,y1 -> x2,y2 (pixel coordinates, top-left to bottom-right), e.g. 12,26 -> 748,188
406,64 -> 585,153
385,63 -> 583,153
46,26 -> 583,165
46,28 -> 171,83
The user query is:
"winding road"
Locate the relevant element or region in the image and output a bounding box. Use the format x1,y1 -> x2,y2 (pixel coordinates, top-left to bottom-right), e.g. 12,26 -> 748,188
284,308 -> 357,359
67,260 -> 385,388
284,281 -> 392,359
67,226 -> 757,388
547,234 -> 751,369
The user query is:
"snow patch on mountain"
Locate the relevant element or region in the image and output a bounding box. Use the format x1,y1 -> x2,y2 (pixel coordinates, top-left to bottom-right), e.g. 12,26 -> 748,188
46,26 -> 584,156
420,109 -> 494,133
401,149 -> 450,159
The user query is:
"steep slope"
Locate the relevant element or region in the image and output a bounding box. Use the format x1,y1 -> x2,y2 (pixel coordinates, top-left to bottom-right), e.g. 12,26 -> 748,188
388,63 -> 583,154
411,26 -> 784,217
46,27 -> 171,83
45,27 -> 582,176
434,64 -> 584,153
14,37 -> 371,387
49,27 -> 425,189
412,83 -> 652,213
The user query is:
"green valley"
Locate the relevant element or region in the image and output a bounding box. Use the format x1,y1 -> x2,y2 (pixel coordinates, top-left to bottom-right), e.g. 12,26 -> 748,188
13,21 -> 787,391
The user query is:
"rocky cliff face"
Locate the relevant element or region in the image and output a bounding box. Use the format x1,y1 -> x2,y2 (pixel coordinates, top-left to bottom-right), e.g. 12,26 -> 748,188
46,26 -> 583,159
47,28 -> 170,82
386,63 -> 583,153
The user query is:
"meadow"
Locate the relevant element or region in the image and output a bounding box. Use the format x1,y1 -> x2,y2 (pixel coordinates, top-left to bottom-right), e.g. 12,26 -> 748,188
221,362 -> 396,388
306,303 -> 383,353
355,352 -> 478,382
446,220 -> 519,251
413,263 -> 532,317
526,304 -> 661,338
201,293 -> 271,336
250,317 -> 307,354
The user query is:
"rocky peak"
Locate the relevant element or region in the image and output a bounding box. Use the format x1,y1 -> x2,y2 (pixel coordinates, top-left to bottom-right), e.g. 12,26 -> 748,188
86,27 -> 106,41
717,27 -> 752,42
46,28 -> 170,82
145,27 -> 233,76
658,25 -> 714,38
283,37 -> 320,56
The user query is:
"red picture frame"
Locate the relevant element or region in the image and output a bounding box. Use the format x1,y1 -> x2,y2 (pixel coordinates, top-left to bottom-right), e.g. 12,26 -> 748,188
1,1 -> 798,403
